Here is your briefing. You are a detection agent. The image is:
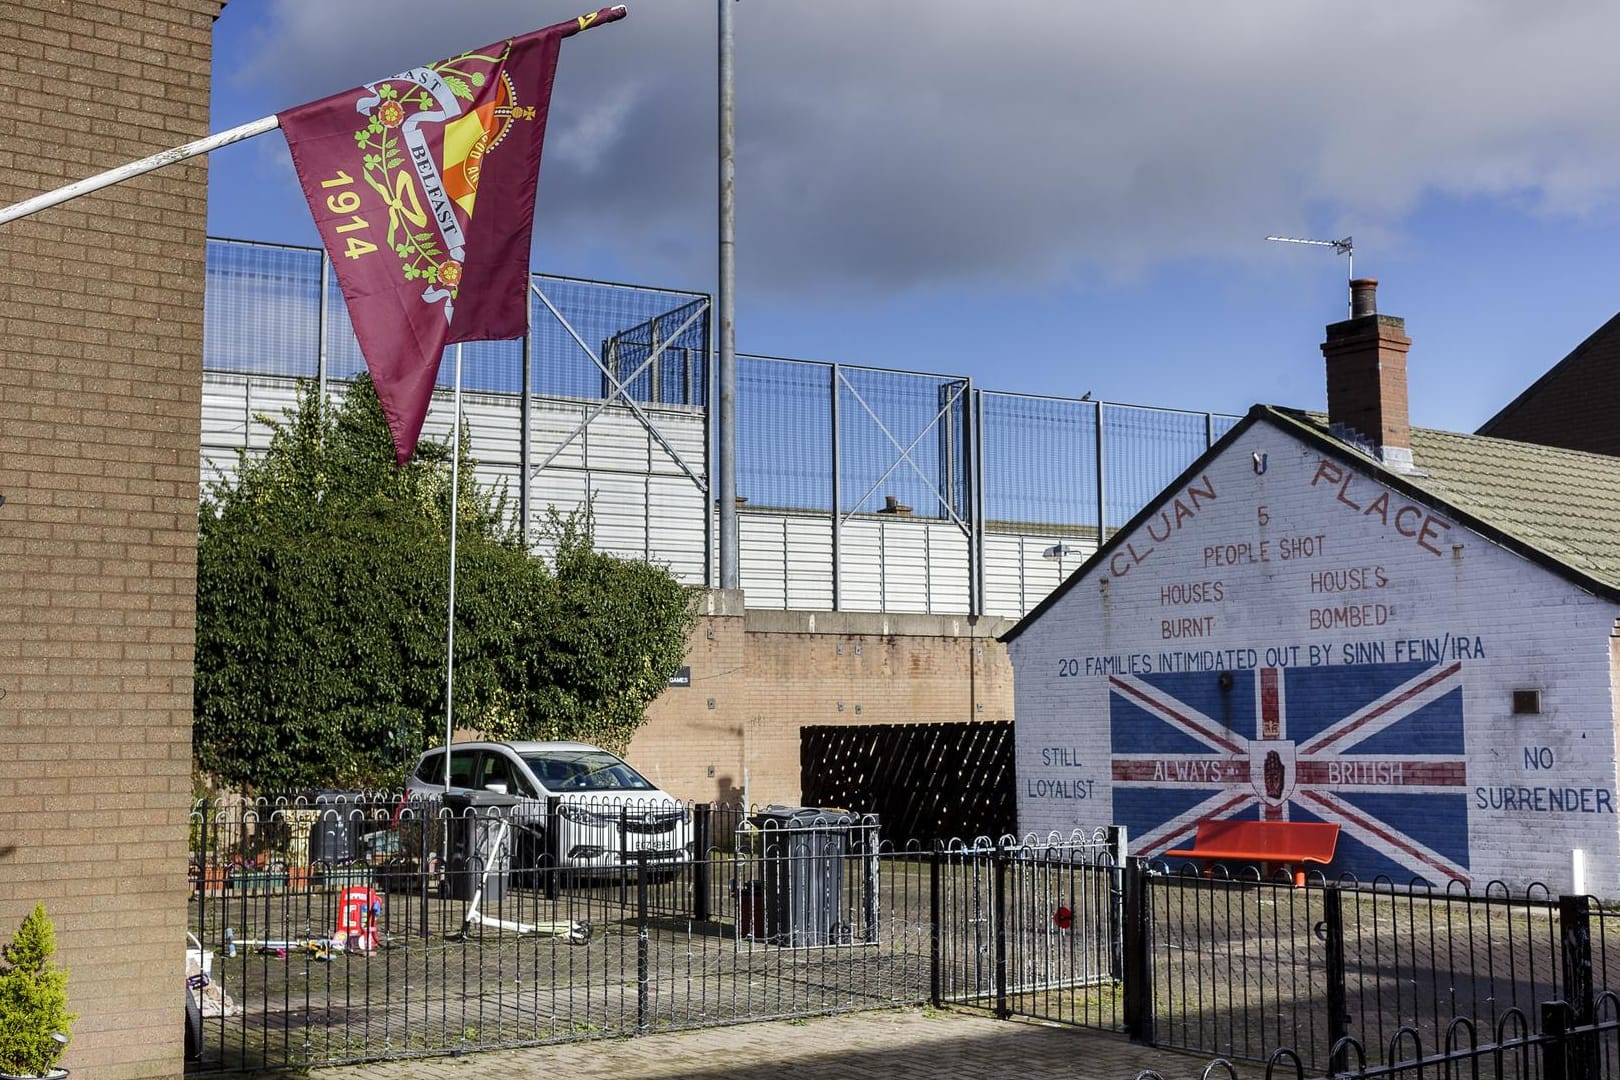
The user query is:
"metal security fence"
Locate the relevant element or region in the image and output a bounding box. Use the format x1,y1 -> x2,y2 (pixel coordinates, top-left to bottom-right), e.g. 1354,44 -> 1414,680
187,797 -> 922,1070
201,237 -> 1241,619
186,806 -> 1620,1074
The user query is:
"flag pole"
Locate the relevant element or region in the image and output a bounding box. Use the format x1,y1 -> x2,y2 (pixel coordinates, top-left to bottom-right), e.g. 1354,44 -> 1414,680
0,116 -> 281,227
443,342 -> 465,793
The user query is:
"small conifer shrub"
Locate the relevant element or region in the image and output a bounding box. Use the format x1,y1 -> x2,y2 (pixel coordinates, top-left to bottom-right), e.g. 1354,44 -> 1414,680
0,904 -> 75,1077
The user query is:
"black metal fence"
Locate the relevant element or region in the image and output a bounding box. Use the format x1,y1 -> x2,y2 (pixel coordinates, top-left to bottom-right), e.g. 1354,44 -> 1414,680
186,801 -> 1620,1076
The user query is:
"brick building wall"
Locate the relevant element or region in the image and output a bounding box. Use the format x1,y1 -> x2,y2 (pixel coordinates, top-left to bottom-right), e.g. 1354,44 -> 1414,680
1478,310 -> 1620,456
0,3 -> 220,1077
628,591 -> 1015,809
1007,423 -> 1620,892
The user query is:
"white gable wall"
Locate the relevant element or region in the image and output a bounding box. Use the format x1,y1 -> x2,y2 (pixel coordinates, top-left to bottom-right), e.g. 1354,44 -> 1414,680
1008,421 -> 1620,893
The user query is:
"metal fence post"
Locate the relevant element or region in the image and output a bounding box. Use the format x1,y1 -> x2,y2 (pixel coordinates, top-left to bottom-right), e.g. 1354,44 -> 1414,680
1324,886 -> 1349,1076
994,838 -> 1009,1020
693,803 -> 712,922
1560,895 -> 1597,1080
1544,1000 -> 1571,1080
544,796 -> 560,901
930,843 -> 943,1008
1106,825 -> 1127,981
636,851 -> 650,1035
1122,857 -> 1154,1045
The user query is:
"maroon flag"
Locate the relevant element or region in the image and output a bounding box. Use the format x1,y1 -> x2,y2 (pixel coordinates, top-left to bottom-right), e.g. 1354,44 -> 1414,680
279,7 -> 626,463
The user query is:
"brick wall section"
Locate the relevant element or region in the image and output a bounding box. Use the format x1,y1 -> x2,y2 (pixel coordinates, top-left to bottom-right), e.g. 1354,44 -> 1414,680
628,591 -> 1015,808
0,3 -> 221,1077
1479,310 -> 1620,456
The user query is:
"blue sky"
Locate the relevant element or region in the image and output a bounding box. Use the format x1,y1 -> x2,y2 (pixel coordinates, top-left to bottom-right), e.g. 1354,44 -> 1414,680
205,1 -> 1620,435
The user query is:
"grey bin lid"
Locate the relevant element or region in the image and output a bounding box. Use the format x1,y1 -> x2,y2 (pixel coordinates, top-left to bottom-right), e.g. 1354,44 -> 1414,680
750,805 -> 856,828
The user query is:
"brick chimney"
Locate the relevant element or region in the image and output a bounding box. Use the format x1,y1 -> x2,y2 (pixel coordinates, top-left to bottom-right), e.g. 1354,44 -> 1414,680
1319,278 -> 1413,471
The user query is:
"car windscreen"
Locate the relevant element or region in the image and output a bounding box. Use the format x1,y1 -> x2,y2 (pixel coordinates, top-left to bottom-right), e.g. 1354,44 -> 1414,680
521,750 -> 655,792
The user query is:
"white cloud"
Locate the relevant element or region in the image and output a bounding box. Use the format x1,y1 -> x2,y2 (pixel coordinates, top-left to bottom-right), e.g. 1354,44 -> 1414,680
239,0 -> 1620,295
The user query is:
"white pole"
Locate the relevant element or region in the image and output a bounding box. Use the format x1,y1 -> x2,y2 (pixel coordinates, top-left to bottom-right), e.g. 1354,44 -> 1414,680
1574,848 -> 1587,896
0,115 -> 280,227
443,343 -> 465,793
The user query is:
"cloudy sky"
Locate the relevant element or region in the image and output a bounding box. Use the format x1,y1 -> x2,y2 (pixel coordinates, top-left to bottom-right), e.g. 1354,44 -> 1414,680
207,1 -> 1620,432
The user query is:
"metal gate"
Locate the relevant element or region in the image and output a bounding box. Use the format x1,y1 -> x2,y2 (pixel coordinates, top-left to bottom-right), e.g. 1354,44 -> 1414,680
934,832 -> 1125,1031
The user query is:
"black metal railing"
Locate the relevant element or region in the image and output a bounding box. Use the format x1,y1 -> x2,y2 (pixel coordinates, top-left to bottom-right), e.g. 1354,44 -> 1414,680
187,800 -> 1620,1075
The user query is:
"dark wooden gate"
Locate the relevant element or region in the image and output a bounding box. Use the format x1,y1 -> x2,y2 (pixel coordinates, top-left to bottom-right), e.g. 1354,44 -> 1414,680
799,721 -> 1014,848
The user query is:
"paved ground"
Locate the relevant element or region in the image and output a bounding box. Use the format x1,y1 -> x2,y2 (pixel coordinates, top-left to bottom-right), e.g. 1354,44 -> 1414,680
308,1008 -> 1218,1080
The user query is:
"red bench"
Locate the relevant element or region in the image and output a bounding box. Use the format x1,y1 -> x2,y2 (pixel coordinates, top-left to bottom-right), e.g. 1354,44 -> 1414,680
1162,820 -> 1340,886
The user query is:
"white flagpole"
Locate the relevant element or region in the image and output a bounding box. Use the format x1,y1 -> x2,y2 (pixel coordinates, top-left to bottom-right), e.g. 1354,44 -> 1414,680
443,342 -> 465,793
0,116 -> 281,227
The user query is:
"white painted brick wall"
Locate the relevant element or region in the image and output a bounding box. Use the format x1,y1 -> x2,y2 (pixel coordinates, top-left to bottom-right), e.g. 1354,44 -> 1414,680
1010,422 -> 1620,894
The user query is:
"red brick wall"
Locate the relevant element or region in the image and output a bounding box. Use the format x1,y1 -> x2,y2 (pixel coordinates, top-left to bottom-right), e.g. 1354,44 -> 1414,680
627,592 -> 1016,808
0,3 -> 220,1076
1479,311 -> 1620,456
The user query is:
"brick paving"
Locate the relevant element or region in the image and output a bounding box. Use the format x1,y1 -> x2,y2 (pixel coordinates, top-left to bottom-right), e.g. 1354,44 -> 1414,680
309,1008 -> 1215,1080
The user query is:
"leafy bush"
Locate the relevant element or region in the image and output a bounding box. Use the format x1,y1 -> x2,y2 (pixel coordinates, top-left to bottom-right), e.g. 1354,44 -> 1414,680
0,904 -> 74,1077
194,376 -> 695,791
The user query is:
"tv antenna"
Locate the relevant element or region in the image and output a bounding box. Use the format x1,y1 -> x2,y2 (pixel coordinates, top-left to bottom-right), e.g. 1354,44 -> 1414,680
1265,235 -> 1354,313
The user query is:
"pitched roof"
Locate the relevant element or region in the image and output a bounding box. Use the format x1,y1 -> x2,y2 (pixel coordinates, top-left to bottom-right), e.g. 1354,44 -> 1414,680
1476,309 -> 1620,455
1002,405 -> 1620,643
1268,407 -> 1620,595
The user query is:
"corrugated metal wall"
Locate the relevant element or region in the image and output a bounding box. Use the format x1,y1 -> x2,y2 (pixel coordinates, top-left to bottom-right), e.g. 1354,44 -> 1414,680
201,373 -> 1108,618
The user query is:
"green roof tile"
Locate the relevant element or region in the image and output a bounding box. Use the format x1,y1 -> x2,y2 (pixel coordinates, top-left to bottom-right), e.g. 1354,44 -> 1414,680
1268,407 -> 1620,594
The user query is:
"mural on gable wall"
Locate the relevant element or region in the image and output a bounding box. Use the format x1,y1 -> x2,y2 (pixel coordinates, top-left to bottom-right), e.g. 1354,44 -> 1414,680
1011,423 -> 1620,891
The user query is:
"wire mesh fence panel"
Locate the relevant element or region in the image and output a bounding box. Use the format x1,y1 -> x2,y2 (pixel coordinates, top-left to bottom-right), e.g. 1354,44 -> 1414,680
528,275 -> 710,403
979,392 -> 1101,531
836,365 -> 970,521
737,356 -> 833,512
1101,403 -> 1218,533
204,240 -> 323,379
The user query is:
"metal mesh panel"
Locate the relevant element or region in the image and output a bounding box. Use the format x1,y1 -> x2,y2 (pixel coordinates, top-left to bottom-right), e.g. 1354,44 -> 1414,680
979,392 -> 1100,529
737,356 -> 832,512
837,365 -> 968,520
1101,404 -> 1215,532
203,239 -> 322,378
530,275 -> 710,403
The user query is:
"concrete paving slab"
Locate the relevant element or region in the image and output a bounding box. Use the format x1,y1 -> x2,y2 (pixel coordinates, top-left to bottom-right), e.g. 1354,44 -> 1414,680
304,1008 -> 1217,1080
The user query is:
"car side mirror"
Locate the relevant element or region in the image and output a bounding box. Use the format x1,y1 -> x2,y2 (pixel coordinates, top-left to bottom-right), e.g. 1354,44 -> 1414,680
484,782 -> 508,795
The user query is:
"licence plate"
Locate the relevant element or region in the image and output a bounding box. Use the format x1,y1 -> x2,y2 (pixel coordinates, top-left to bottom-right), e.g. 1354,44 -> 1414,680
636,838 -> 671,851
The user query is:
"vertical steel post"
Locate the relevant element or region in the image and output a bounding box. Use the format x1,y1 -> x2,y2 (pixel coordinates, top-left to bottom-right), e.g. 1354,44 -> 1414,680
971,386 -> 986,616
716,0 -> 739,589
830,362 -> 842,610
1095,400 -> 1107,547
520,320 -> 533,549
1544,1001 -> 1572,1080
1561,895 -> 1597,1080
1106,825 -> 1127,982
994,839 -> 1009,1019
1122,858 -> 1154,1044
930,844 -> 943,1008
316,252 -> 330,402
693,803 -> 712,922
544,796 -> 561,901
1324,886 -> 1350,1076
636,852 -> 650,1035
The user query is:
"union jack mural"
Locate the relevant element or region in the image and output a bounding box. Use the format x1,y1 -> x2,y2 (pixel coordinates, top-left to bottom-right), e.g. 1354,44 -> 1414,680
1110,660 -> 1470,884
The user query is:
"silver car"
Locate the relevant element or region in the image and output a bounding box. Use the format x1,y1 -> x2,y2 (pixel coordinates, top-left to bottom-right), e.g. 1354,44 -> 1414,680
406,741 -> 692,874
